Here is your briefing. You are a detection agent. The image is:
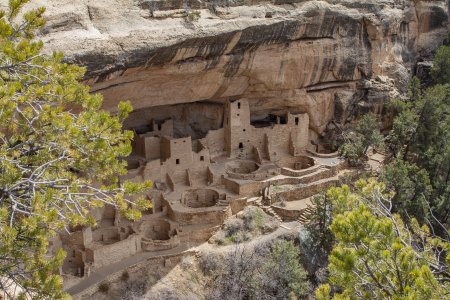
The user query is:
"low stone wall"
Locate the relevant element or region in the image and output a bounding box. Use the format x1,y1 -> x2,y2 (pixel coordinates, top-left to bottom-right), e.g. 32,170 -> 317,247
227,171 -> 274,181
271,205 -> 304,222
73,250 -> 194,299
230,197 -> 248,214
306,149 -> 340,158
280,164 -> 321,177
178,224 -> 221,243
300,168 -> 335,184
167,204 -> 228,226
270,179 -> 339,203
237,181 -> 265,196
85,234 -> 141,269
222,176 -> 242,194
224,164 -> 340,197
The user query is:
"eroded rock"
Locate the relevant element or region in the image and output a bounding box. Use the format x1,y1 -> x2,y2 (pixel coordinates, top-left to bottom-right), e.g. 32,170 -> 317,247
15,0 -> 447,138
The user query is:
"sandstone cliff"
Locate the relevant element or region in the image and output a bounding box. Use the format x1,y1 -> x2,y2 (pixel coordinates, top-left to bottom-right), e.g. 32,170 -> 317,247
16,0 -> 449,138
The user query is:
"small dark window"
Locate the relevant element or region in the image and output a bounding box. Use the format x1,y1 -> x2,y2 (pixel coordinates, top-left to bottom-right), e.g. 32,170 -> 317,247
200,156 -> 204,161
158,124 -> 162,130
239,142 -> 243,149
176,159 -> 180,165
183,140 -> 186,143
243,129 -> 246,132
295,117 -> 299,125
238,102 -> 241,109
237,114 -> 240,117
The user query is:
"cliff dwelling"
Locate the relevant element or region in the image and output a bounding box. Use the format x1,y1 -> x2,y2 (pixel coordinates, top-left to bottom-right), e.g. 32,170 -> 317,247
59,97 -> 349,291
28,0 -> 448,297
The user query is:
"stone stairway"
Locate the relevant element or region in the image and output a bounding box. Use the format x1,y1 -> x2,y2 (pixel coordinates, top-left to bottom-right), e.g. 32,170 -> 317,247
262,206 -> 283,222
253,198 -> 283,222
297,204 -> 315,224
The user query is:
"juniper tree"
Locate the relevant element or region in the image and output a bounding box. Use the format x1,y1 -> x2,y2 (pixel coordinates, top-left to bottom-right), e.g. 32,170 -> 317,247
386,76 -> 449,230
431,45 -> 450,84
339,113 -> 384,166
381,159 -> 432,225
316,179 -> 450,299
0,1 -> 151,298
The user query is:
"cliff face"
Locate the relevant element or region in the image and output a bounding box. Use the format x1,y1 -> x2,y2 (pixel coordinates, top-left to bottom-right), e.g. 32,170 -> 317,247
27,0 -> 448,137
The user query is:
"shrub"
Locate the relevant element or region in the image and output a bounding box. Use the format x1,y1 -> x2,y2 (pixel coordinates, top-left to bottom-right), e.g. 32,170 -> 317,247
121,271 -> 130,281
98,282 -> 110,293
186,10 -> 201,22
207,240 -> 310,299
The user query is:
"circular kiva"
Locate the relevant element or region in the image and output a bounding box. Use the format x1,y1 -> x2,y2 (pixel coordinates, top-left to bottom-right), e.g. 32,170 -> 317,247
181,188 -> 220,208
225,160 -> 259,174
277,156 -> 315,170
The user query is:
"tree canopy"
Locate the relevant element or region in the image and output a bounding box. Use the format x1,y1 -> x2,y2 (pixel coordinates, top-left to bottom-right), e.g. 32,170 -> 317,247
385,78 -> 449,231
338,113 -> 384,166
430,45 -> 450,84
315,179 -> 450,299
315,41 -> 450,298
0,1 -> 151,298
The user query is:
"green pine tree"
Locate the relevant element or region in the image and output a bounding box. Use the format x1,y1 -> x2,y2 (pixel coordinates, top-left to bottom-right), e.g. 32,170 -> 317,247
339,112 -> 384,166
316,179 -> 450,299
431,45 -> 450,84
386,77 -> 449,230
0,1 -> 151,298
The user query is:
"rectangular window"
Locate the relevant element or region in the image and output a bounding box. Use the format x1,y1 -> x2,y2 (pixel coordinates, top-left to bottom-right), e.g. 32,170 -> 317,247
176,159 -> 180,165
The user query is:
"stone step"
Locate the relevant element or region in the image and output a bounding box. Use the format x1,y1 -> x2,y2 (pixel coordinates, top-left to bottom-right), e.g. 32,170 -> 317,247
257,205 -> 283,222
297,218 -> 310,224
217,200 -> 229,206
297,212 -> 310,224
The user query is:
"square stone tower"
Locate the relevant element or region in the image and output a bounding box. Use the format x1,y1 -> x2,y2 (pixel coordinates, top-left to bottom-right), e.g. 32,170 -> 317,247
224,99 -> 251,157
